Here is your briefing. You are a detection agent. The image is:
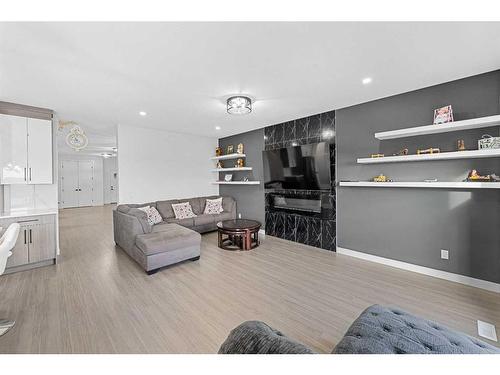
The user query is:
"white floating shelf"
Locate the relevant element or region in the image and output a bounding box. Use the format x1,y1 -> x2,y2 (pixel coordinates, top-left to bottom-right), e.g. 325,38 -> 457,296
375,115 -> 500,140
339,181 -> 500,189
357,148 -> 500,164
212,181 -> 260,185
211,167 -> 253,172
210,153 -> 246,161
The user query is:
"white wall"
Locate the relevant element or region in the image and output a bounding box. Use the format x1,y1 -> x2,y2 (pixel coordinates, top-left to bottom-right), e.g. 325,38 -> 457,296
117,125 -> 218,204
58,154 -> 104,207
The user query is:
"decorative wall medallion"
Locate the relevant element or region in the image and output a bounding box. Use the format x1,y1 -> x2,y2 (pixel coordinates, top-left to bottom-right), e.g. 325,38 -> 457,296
65,125 -> 89,151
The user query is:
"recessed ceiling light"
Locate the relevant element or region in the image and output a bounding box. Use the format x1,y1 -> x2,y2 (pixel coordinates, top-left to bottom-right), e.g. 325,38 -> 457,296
139,111 -> 147,116
215,126 -> 221,130
362,77 -> 372,85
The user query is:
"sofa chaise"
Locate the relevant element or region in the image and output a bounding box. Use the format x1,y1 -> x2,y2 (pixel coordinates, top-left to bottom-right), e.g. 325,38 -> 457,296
218,304 -> 500,354
113,195 -> 236,274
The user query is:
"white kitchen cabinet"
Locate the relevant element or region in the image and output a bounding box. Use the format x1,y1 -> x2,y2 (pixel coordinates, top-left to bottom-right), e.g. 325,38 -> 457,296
27,118 -> 53,184
0,114 -> 28,184
0,114 -> 53,185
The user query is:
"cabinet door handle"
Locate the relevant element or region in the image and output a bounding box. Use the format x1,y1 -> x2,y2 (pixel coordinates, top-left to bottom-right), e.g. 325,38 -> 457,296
24,229 -> 27,244
29,167 -> 32,182
24,167 -> 27,181
29,229 -> 32,244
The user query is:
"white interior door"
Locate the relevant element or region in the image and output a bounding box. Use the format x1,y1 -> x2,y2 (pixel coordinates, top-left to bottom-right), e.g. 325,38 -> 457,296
109,169 -> 118,203
27,118 -> 53,184
61,160 -> 79,208
77,161 -> 94,207
0,114 -> 28,184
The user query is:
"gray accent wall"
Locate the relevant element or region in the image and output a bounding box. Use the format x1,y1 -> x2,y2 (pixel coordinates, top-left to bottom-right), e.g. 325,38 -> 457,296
337,70 -> 500,283
219,128 -> 266,224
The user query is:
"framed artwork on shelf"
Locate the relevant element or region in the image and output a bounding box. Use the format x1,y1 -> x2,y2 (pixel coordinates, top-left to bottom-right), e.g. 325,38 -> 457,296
433,105 -> 454,124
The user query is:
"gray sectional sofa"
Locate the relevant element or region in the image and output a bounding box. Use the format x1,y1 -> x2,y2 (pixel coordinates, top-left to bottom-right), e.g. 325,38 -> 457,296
113,195 -> 236,274
218,305 -> 500,354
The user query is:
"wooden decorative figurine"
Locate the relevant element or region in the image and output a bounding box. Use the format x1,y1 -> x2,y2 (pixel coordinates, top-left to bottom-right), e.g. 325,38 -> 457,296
237,143 -> 244,154
237,158 -> 244,168
457,139 -> 466,151
371,153 -> 385,158
466,169 -> 491,182
215,147 -> 223,156
216,161 -> 224,169
417,147 -> 440,155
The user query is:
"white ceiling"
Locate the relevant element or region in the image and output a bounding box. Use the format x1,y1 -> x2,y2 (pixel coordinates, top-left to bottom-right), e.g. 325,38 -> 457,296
1,22 -> 500,141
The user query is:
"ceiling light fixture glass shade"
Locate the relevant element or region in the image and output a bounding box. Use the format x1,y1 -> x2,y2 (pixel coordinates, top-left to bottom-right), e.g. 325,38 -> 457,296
227,96 -> 252,115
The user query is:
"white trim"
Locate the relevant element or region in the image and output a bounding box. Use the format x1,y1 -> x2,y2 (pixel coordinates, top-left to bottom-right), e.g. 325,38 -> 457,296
336,247 -> 500,294
258,229 -> 266,237
339,181 -> 500,189
374,114 -> 500,140
357,148 -> 500,164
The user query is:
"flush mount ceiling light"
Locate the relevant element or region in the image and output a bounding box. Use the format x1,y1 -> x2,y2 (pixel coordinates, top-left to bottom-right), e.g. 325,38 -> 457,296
215,126 -> 221,130
362,77 -> 373,85
139,111 -> 147,116
227,96 -> 252,115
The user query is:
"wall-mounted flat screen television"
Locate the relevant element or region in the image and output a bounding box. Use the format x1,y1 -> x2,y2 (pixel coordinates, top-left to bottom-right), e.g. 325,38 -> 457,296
262,142 -> 331,190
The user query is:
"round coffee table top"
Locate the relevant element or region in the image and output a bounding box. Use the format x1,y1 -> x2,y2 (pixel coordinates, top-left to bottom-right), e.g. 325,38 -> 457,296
217,219 -> 261,231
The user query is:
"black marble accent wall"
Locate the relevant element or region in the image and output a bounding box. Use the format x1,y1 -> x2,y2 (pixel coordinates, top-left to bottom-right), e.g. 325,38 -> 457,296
264,110 -> 336,251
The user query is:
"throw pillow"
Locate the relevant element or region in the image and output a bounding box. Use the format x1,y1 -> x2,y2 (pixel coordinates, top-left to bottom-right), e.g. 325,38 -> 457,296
203,197 -> 224,215
137,206 -> 163,225
171,202 -> 197,219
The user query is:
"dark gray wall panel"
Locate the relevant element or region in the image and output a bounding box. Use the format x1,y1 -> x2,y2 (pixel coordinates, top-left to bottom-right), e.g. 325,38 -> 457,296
337,70 -> 500,283
219,128 -> 266,224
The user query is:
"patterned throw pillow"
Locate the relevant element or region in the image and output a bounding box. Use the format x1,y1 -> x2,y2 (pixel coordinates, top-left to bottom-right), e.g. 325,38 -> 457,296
171,202 -> 197,219
203,197 -> 224,215
137,206 -> 163,225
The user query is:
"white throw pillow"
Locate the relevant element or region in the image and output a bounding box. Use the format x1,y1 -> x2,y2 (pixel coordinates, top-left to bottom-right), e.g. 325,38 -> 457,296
137,206 -> 163,225
203,197 -> 224,215
171,202 -> 197,219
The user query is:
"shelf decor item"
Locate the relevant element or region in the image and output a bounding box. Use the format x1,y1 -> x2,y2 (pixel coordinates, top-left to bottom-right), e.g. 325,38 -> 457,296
433,105 -> 454,124
371,153 -> 384,158
226,145 -> 234,154
216,161 -> 224,169
391,148 -> 409,156
237,143 -> 244,154
215,147 -> 223,157
372,174 -> 392,182
224,174 -> 233,182
417,147 -> 440,155
237,158 -> 244,168
457,139 -> 466,151
478,134 -> 500,149
466,169 -> 491,182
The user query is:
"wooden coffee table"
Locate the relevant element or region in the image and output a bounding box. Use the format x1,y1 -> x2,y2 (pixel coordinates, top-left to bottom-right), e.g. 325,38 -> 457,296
217,219 -> 261,251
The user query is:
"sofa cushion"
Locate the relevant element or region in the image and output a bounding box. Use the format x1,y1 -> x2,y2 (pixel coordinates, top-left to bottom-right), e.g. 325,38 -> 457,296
156,199 -> 179,219
166,217 -> 195,227
218,321 -> 314,354
135,224 -> 201,256
332,305 -> 500,354
127,208 -> 152,233
214,211 -> 234,222
137,206 -> 163,225
194,214 -> 216,227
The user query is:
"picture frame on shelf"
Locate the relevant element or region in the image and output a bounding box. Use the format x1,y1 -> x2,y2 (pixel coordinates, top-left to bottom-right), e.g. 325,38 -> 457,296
433,105 -> 454,124
226,145 -> 234,154
224,174 -> 233,182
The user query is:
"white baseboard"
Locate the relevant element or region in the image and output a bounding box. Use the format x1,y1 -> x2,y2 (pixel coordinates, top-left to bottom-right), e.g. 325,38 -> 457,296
336,247 -> 500,294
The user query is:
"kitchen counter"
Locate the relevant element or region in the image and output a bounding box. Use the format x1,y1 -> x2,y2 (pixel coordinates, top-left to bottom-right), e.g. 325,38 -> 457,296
0,208 -> 58,219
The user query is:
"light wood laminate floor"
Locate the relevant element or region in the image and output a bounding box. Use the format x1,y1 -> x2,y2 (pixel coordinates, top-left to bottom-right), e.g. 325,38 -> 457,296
0,204 -> 499,353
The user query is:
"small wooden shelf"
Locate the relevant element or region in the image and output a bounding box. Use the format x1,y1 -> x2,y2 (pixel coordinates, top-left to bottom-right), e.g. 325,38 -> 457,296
357,148 -> 500,164
211,167 -> 253,172
339,181 -> 500,189
375,114 -> 500,140
212,181 -> 260,185
210,153 -> 246,161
